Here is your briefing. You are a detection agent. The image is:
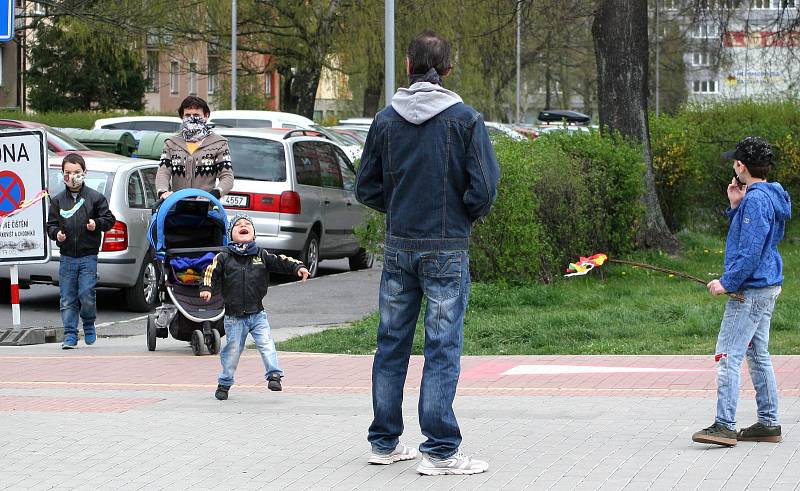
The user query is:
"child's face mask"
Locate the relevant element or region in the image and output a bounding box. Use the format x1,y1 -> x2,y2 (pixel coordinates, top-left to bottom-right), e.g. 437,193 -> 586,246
64,171 -> 85,188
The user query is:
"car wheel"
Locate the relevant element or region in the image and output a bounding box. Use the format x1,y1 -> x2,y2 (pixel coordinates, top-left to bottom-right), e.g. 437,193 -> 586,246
348,247 -> 374,271
124,253 -> 161,312
301,231 -> 320,278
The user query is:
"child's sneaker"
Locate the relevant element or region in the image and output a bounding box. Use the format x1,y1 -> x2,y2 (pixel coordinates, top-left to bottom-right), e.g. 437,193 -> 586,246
416,450 -> 489,475
215,384 -> 230,400
267,373 -> 282,391
62,333 -> 78,349
692,422 -> 738,446
84,326 -> 97,345
368,443 -> 418,465
738,422 -> 782,443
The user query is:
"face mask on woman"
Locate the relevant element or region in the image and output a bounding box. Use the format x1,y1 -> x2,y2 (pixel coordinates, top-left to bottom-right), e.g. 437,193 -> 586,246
181,115 -> 211,142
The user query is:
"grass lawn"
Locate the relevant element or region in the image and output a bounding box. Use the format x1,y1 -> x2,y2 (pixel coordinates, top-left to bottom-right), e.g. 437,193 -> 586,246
276,231 -> 800,355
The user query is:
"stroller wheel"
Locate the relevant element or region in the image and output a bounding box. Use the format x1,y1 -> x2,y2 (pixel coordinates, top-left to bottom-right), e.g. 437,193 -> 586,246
191,329 -> 205,356
207,328 -> 222,355
147,314 -> 157,352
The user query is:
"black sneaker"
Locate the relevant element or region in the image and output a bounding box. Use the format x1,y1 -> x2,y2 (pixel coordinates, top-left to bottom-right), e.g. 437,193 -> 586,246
215,384 -> 230,400
692,422 -> 737,446
267,373 -> 282,391
738,422 -> 782,443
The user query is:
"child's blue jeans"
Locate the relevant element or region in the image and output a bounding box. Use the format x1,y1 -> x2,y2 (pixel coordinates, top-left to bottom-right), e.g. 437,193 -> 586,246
715,286 -> 781,430
59,255 -> 98,338
218,311 -> 282,387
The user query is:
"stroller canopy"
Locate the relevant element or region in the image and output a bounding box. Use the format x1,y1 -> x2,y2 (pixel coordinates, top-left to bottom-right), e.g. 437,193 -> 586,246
148,188 -> 229,257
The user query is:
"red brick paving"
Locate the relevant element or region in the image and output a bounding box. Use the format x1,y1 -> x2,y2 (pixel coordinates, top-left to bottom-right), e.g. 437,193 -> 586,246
2,351 -> 800,397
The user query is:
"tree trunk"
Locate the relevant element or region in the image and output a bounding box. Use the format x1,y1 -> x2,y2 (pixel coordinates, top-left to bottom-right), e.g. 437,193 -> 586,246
592,0 -> 678,252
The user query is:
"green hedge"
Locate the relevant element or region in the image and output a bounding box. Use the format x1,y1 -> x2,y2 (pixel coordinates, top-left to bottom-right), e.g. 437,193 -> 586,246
355,133 -> 644,284
0,110 -> 173,129
651,100 -> 800,233
470,133 -> 644,282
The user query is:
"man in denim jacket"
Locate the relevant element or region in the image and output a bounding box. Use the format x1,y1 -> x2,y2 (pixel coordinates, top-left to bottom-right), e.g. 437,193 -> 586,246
692,137 -> 792,447
355,30 -> 500,475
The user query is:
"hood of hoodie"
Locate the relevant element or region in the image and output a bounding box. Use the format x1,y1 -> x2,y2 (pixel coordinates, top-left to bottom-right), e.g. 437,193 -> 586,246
391,82 -> 463,125
749,182 -> 792,221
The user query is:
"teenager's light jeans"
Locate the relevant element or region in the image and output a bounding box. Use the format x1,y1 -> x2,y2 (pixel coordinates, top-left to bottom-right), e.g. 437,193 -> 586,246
59,255 -> 98,337
218,311 -> 282,387
368,248 -> 470,460
715,286 -> 781,430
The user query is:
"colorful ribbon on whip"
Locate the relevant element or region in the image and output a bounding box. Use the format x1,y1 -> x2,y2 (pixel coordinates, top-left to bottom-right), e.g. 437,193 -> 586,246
0,190 -> 49,225
565,253 -> 608,277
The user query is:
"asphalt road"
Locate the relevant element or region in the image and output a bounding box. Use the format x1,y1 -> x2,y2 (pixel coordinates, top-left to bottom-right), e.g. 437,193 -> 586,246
0,258 -> 381,337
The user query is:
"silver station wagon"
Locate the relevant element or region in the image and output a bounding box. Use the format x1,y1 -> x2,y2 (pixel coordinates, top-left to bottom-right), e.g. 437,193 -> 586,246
0,154 -> 162,312
214,127 -> 373,277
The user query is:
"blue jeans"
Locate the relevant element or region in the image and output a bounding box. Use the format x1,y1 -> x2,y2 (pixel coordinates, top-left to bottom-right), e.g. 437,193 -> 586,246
59,255 -> 98,337
218,311 -> 282,387
368,248 -> 470,459
715,286 -> 781,430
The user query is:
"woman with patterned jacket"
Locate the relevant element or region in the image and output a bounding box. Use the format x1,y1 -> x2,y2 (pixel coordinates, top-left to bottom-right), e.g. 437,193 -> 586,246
156,96 -> 233,200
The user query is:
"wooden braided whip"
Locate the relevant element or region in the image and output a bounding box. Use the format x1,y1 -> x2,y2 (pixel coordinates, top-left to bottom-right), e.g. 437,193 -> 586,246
607,259 -> 746,303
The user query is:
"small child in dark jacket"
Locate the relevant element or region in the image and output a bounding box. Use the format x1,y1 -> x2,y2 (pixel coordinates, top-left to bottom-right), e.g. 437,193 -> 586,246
46,153 -> 116,349
200,213 -> 309,400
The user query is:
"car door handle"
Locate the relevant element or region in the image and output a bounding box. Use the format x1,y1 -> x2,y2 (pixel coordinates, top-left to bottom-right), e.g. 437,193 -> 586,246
345,201 -> 353,207
324,199 -> 331,205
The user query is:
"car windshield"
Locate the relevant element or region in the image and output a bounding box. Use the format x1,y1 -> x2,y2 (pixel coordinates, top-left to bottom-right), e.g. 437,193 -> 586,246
47,128 -> 89,151
48,168 -> 114,198
226,136 -> 287,181
310,125 -> 349,145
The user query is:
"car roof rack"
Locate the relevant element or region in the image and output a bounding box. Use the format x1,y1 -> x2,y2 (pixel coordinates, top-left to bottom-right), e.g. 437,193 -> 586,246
282,129 -> 330,140
537,110 -> 591,125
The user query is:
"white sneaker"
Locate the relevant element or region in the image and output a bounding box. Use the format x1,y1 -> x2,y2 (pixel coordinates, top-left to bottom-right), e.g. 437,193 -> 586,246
416,450 -> 489,475
368,443 -> 419,465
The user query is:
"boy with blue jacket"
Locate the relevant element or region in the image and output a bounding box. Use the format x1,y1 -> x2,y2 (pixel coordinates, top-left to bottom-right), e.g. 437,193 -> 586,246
692,137 -> 792,446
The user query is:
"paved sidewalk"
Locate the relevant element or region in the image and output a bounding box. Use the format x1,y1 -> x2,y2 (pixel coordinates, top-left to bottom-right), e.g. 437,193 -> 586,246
2,335 -> 799,490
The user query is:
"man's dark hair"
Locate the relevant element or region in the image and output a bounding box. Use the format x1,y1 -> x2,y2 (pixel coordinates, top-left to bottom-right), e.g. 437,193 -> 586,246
62,153 -> 86,171
178,96 -> 210,117
406,30 -> 452,76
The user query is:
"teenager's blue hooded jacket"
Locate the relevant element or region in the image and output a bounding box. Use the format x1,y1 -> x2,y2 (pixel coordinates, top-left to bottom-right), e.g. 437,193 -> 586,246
721,181 -> 792,292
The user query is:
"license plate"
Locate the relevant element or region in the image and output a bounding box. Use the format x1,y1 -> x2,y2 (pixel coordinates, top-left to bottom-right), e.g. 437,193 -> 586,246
221,194 -> 249,208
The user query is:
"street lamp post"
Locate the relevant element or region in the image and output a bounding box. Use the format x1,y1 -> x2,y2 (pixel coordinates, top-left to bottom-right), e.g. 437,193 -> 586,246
385,0 -> 395,106
516,1 -> 521,123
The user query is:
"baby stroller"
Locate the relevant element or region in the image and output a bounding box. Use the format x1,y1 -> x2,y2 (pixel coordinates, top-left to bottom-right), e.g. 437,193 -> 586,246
146,188 -> 228,356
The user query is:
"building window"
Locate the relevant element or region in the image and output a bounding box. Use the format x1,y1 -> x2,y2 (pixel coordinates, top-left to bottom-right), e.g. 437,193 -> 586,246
692,51 -> 710,66
170,61 -> 179,94
693,80 -> 718,93
692,22 -> 718,38
145,51 -> 159,93
188,62 -> 197,95
752,0 -> 771,7
207,56 -> 218,95
663,0 -> 681,9
265,72 -> 272,96
777,0 -> 796,7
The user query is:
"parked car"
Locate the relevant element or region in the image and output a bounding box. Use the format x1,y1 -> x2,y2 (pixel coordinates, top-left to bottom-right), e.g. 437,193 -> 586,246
0,155 -> 162,312
338,117 -> 374,127
536,126 -> 592,137
213,127 -> 373,277
0,119 -> 108,157
93,116 -> 182,140
327,127 -> 367,145
484,122 -> 526,142
208,110 -> 363,163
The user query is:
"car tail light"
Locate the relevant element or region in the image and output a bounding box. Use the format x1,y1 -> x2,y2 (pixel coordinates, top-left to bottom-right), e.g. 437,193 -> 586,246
101,221 -> 128,252
250,193 -> 281,212
279,191 -> 301,214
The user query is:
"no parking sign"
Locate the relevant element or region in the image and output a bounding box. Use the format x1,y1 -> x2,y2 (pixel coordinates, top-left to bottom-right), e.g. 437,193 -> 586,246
0,129 -> 49,264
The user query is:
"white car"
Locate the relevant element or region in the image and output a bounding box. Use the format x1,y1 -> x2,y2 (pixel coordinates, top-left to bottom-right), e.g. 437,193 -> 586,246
93,116 -> 182,141
208,110 -> 363,163
484,122 -> 526,142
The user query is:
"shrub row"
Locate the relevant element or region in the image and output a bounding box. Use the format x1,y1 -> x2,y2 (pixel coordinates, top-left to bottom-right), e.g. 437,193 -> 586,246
650,100 -> 800,232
